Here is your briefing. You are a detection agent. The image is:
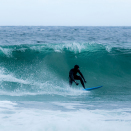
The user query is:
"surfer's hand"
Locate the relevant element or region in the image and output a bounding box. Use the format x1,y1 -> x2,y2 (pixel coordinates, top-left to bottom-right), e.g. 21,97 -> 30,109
75,82 -> 79,85
84,80 -> 86,83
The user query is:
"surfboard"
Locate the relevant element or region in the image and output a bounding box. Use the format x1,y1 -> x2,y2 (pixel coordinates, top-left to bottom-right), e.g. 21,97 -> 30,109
83,86 -> 102,91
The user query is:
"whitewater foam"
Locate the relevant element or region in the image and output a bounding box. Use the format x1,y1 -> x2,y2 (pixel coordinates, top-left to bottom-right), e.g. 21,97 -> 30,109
0,101 -> 131,131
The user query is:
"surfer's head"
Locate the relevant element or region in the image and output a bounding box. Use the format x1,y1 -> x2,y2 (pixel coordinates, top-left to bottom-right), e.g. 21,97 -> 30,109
74,65 -> 79,70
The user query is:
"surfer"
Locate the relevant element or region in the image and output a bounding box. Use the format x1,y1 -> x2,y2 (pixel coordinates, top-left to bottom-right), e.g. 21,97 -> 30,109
69,65 -> 86,89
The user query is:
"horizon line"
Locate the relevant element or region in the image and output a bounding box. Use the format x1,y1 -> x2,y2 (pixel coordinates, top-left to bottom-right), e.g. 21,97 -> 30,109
0,25 -> 131,27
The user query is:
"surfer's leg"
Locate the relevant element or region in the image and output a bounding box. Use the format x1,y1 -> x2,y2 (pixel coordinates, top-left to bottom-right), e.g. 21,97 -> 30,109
74,75 -> 85,88
69,77 -> 73,86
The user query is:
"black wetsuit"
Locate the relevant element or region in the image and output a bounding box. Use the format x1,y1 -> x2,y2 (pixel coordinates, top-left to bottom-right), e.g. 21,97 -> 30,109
69,68 -> 86,88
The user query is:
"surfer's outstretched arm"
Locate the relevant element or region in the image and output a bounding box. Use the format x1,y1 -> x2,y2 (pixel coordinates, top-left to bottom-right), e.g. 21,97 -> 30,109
78,70 -> 86,83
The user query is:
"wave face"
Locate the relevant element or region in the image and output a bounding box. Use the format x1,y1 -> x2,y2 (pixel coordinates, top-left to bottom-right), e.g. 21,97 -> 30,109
0,43 -> 131,98
0,26 -> 131,100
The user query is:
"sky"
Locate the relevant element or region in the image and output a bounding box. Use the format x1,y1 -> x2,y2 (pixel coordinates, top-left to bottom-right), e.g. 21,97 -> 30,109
0,0 -> 131,26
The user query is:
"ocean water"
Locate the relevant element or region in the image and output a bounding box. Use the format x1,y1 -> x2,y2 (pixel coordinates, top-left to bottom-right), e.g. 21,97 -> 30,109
0,26 -> 131,131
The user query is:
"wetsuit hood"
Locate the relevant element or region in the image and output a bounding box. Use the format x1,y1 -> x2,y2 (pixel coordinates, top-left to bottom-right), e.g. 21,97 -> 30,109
74,65 -> 79,69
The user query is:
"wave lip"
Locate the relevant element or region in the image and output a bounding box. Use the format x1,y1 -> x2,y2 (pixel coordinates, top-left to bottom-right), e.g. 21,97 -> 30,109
0,42 -> 131,58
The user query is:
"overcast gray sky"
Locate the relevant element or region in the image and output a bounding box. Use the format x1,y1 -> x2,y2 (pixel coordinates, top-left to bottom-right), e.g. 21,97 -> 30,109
0,0 -> 131,26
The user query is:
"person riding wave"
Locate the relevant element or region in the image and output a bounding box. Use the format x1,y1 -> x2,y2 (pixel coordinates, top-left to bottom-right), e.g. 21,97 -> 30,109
69,65 -> 86,89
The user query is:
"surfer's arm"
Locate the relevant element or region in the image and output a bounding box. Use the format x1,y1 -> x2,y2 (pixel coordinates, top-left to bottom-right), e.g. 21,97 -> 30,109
78,70 -> 86,82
